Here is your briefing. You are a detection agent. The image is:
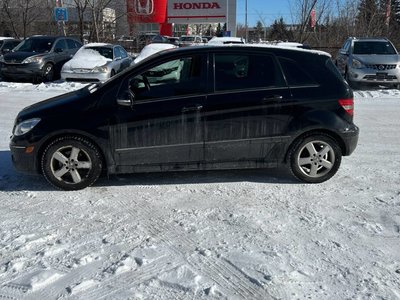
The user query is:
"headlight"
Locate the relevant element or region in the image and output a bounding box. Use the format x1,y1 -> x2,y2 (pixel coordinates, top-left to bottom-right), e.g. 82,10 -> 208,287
92,66 -> 108,73
351,59 -> 363,69
22,56 -> 43,64
13,118 -> 41,136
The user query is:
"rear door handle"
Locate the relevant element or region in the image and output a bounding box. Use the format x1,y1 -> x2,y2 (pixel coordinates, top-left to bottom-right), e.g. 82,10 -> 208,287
182,105 -> 203,113
262,95 -> 283,102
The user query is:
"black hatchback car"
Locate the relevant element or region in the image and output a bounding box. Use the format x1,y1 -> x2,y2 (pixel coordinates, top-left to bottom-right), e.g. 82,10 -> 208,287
10,45 -> 359,190
0,35 -> 82,82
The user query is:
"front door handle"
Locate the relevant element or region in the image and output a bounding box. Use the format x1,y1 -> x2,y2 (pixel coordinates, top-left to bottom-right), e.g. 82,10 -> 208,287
182,105 -> 203,113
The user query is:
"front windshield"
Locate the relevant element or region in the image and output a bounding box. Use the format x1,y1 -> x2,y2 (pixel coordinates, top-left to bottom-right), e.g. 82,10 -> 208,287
353,41 -> 397,55
13,38 -> 55,53
86,47 -> 113,59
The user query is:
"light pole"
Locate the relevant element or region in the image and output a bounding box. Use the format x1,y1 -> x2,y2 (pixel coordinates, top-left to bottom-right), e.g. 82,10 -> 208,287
245,0 -> 248,42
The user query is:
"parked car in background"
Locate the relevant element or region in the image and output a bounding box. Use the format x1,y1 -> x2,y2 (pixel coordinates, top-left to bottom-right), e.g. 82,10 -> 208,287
0,35 -> 82,82
335,37 -> 400,89
0,38 -> 20,55
10,45 -> 359,190
208,37 -> 245,45
61,43 -> 132,82
178,35 -> 203,47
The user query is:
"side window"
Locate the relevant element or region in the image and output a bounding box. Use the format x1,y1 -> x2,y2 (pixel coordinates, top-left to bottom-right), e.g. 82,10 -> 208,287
114,47 -> 121,59
66,39 -> 80,50
278,57 -> 317,86
54,39 -> 67,51
127,55 -> 206,101
119,46 -> 128,58
343,41 -> 350,52
214,54 -> 284,91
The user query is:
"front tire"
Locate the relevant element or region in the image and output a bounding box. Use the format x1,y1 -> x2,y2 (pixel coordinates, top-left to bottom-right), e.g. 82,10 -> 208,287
41,136 -> 103,190
289,134 -> 342,183
42,63 -> 54,82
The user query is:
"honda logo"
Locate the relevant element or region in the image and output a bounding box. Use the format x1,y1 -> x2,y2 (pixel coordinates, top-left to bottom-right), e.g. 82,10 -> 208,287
134,0 -> 154,15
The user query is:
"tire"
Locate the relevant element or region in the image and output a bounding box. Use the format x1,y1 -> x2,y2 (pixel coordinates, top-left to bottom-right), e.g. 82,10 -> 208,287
289,134 -> 342,183
42,63 -> 54,82
41,136 -> 103,190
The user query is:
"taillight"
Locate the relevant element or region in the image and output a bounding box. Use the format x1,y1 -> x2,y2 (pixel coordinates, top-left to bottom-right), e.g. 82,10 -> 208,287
339,98 -> 354,116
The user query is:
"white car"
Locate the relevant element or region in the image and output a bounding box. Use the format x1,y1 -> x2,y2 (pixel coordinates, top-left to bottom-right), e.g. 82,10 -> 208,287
61,43 -> 132,82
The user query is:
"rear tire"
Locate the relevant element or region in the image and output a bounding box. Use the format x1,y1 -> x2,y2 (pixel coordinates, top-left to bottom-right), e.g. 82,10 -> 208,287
289,134 -> 342,183
41,136 -> 103,190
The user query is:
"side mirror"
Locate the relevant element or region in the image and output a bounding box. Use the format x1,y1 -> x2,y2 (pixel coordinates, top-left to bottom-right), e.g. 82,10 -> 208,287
2,48 -> 10,54
55,48 -> 63,53
340,49 -> 349,56
115,56 -> 122,61
117,90 -> 135,108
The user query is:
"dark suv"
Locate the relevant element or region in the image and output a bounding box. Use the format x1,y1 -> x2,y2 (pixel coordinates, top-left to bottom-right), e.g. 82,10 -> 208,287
10,45 -> 359,190
0,35 -> 82,82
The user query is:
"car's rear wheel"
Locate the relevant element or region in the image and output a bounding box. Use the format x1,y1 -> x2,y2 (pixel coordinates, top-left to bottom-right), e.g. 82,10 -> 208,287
41,136 -> 103,190
42,63 -> 54,82
289,134 -> 342,183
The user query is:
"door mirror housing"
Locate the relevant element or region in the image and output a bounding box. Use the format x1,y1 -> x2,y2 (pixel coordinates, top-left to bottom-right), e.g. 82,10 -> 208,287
55,48 -> 63,53
117,90 -> 135,108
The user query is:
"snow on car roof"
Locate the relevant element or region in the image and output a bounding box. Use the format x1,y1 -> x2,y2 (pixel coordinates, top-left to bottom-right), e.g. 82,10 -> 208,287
208,37 -> 245,44
133,43 -> 177,64
84,42 -> 112,48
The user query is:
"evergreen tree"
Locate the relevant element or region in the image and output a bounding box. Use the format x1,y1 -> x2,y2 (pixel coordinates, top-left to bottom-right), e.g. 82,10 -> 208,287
269,18 -> 293,41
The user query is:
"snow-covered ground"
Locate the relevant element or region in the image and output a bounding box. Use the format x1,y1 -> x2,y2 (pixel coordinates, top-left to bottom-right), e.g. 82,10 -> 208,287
0,82 -> 399,299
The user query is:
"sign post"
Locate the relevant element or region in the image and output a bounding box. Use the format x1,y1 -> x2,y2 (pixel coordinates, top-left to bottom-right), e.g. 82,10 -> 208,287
54,7 -> 68,36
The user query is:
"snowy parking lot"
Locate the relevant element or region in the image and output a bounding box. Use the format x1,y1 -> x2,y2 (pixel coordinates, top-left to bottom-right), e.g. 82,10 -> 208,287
0,82 -> 399,299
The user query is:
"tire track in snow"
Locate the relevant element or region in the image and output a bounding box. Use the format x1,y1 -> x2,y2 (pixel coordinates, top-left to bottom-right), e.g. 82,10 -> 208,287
115,196 -> 273,299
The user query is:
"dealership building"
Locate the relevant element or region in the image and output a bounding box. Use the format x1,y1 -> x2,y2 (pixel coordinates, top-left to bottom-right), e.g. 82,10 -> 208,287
127,0 -> 237,36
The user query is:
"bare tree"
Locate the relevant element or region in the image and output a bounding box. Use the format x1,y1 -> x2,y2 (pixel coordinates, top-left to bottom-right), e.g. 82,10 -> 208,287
289,0 -> 332,43
1,0 -> 44,38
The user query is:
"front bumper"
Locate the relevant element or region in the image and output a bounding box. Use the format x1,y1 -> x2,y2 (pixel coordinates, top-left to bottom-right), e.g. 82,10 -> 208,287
348,66 -> 400,85
10,139 -> 39,174
1,62 -> 44,81
61,70 -> 111,82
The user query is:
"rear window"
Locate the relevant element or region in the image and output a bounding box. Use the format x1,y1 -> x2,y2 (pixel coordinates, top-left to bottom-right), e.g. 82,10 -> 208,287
214,54 -> 285,91
278,57 -> 317,86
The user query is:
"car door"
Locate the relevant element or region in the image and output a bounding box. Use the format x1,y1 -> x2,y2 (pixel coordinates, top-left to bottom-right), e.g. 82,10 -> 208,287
53,38 -> 69,65
110,53 -> 208,171
117,46 -> 132,71
203,51 -> 292,165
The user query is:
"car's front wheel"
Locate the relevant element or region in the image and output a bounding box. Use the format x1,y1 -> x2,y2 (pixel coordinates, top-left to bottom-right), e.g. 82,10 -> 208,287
42,63 -> 55,82
41,136 -> 103,190
289,134 -> 342,183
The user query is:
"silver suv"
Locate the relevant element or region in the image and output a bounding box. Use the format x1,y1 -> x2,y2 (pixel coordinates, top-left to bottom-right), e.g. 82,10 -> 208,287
335,37 -> 400,89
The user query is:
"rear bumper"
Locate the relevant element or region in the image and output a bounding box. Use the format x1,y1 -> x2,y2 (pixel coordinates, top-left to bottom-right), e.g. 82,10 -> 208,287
340,124 -> 359,156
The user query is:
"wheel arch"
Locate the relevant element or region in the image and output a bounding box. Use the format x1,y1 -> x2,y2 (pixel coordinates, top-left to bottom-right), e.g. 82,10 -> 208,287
36,130 -> 110,174
284,129 -> 346,164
